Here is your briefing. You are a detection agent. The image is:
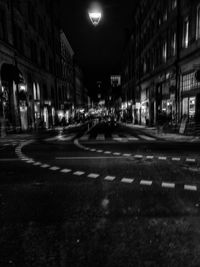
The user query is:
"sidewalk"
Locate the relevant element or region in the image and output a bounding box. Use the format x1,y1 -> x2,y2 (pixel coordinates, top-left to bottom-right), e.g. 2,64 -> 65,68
121,123 -> 200,142
0,122 -> 86,143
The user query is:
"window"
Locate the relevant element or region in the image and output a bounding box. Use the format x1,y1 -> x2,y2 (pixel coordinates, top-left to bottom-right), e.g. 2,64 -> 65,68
172,0 -> 177,10
30,40 -> 37,64
183,17 -> 189,48
196,4 -> 200,39
162,41 -> 167,62
182,72 -> 200,92
0,9 -> 7,41
40,48 -> 46,69
171,32 -> 176,56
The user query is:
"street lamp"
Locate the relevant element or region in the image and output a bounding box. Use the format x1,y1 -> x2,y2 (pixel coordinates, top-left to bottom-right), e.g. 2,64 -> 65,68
88,3 -> 102,26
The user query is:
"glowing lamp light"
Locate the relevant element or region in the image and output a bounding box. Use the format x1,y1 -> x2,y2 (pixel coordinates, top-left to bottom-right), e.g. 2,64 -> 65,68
89,11 -> 102,26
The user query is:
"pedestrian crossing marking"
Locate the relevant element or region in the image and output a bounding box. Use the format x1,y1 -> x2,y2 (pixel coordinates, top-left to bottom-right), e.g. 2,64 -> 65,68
49,166 -> 60,171
73,171 -> 85,176
60,168 -> 72,173
161,182 -> 175,188
184,185 -> 197,191
140,180 -> 152,186
104,175 -> 116,181
138,135 -> 156,141
121,178 -> 134,183
88,173 -> 99,178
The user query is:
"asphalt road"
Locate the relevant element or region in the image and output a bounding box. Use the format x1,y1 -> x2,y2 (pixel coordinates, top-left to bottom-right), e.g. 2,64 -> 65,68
1,122 -> 200,267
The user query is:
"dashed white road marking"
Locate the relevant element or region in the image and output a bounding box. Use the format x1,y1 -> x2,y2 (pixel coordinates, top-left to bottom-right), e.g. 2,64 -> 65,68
26,160 -> 34,163
146,155 -> 154,159
134,154 -> 143,159
184,185 -> 197,191
158,156 -> 167,160
104,175 -> 116,181
123,153 -> 131,157
186,158 -> 196,163
121,178 -> 134,183
140,180 -> 152,186
97,150 -> 103,153
88,173 -> 100,178
41,164 -> 50,168
90,149 -> 96,152
172,157 -> 180,161
104,151 -> 111,154
161,182 -> 175,188
73,171 -> 85,176
60,168 -> 72,173
33,162 -> 42,166
49,166 -> 60,171
113,152 -> 121,156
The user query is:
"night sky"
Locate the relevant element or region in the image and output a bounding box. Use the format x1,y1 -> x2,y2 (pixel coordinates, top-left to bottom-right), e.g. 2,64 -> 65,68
60,0 -> 137,98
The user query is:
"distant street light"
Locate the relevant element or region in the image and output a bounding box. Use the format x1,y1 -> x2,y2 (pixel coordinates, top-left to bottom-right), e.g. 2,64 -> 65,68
88,3 -> 102,26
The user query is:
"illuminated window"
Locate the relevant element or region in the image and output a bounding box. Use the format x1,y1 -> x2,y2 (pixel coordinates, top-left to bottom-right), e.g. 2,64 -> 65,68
172,0 -> 177,10
171,32 -> 176,56
162,41 -> 167,62
183,17 -> 189,48
182,72 -> 200,92
196,4 -> 200,39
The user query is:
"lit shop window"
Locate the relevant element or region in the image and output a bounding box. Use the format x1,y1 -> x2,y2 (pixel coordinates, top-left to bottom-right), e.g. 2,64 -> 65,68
183,17 -> 189,48
189,97 -> 196,117
196,4 -> 200,39
182,97 -> 196,117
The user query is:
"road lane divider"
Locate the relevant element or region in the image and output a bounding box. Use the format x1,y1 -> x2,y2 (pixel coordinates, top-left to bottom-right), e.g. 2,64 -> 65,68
161,182 -> 175,189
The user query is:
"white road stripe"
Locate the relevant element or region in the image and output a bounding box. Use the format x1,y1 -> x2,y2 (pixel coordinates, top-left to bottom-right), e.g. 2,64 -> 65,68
49,166 -> 60,171
184,185 -> 197,191
113,152 -> 121,156
104,175 -> 116,181
60,168 -> 72,173
172,157 -> 180,161
140,180 -> 152,186
33,162 -> 42,166
88,173 -> 99,178
134,154 -> 143,159
41,164 -> 50,168
161,182 -> 175,188
123,153 -> 131,157
121,178 -> 134,183
96,134 -> 105,140
146,155 -> 154,159
138,135 -> 156,141
113,137 -> 122,141
97,150 -> 103,153
158,156 -> 167,160
73,171 -> 85,176
186,158 -> 196,163
104,151 -> 111,154
26,160 -> 34,163
90,149 -> 96,152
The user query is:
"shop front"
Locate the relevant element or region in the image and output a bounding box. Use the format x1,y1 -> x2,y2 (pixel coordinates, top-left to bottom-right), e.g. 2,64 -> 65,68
181,71 -> 200,122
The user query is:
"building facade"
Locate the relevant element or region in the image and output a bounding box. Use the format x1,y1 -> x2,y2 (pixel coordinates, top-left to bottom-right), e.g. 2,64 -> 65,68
0,0 -> 66,131
59,30 -> 75,123
122,0 -> 200,128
